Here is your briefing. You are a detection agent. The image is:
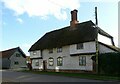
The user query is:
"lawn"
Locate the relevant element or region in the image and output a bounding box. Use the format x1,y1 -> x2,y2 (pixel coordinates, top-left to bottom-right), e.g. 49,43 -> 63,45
21,70 -> 120,81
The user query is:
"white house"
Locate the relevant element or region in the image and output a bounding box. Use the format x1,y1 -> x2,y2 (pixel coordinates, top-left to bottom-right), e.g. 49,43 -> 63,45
0,47 -> 27,70
29,9 -> 120,72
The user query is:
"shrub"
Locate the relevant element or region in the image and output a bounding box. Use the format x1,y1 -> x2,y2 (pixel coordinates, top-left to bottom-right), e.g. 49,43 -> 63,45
98,53 -> 120,75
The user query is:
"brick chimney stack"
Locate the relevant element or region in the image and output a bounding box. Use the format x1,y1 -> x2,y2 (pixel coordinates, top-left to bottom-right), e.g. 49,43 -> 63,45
70,9 -> 79,28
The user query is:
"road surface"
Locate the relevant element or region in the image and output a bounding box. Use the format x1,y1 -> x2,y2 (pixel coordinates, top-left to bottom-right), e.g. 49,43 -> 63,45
1,70 -> 117,83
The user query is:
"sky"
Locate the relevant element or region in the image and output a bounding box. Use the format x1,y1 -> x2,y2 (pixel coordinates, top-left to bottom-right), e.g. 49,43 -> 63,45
1,0 -> 119,55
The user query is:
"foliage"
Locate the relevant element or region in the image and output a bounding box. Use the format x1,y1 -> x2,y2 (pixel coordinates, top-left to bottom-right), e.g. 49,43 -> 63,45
98,53 -> 120,75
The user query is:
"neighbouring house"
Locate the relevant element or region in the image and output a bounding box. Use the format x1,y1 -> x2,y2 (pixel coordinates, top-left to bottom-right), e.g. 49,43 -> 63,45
29,9 -> 120,72
0,47 -> 27,69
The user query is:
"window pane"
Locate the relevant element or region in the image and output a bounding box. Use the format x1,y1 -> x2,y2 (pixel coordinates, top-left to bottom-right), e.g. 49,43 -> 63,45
36,62 -> 39,66
49,49 -> 53,53
79,56 -> 86,66
83,57 -> 86,65
79,57 -> 82,65
49,62 -> 53,65
35,60 -> 39,66
57,57 -> 63,66
16,54 -> 20,57
33,51 -> 37,55
14,61 -> 19,65
77,43 -> 83,49
49,57 -> 54,66
57,47 -> 62,53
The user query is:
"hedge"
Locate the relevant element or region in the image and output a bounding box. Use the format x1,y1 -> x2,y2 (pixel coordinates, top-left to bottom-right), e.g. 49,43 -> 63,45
98,53 -> 120,75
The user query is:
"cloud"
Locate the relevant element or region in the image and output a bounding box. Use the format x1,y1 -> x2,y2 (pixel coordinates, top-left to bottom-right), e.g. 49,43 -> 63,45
17,18 -> 23,24
2,0 -> 80,20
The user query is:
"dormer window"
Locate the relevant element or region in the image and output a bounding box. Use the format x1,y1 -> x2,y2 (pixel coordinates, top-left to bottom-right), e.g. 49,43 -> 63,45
77,43 -> 83,49
49,49 -> 53,54
57,47 -> 62,53
33,51 -> 37,55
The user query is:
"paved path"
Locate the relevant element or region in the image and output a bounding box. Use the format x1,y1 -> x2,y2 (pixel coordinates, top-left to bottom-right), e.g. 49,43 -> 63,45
1,70 -> 116,82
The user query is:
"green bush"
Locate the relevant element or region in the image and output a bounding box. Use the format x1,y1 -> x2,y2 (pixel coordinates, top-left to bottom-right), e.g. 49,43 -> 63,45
98,53 -> 120,75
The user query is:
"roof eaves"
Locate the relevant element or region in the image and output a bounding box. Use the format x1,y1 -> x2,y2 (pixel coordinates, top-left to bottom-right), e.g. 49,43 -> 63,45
98,27 -> 113,38
17,47 -> 26,58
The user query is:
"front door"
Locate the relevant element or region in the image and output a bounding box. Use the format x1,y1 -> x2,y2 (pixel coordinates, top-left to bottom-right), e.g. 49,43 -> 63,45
43,60 -> 47,71
93,60 -> 96,72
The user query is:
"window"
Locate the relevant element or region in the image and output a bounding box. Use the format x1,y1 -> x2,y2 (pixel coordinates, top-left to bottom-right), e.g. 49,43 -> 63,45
14,61 -> 19,65
49,57 -> 54,66
33,51 -> 37,55
35,60 -> 39,66
79,56 -> 86,66
49,49 -> 53,53
41,50 -> 43,56
16,53 -> 20,57
77,43 -> 83,49
57,47 -> 62,53
57,57 -> 63,66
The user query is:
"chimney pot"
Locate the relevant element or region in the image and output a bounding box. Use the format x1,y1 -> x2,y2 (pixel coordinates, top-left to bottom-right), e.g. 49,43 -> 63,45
70,9 -> 79,29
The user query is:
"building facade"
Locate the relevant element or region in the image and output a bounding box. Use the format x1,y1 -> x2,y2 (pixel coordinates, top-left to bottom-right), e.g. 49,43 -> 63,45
0,47 -> 26,69
29,9 -> 119,72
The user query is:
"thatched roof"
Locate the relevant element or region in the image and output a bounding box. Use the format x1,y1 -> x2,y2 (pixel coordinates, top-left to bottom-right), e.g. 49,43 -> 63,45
29,20 -> 96,51
29,20 -> 113,51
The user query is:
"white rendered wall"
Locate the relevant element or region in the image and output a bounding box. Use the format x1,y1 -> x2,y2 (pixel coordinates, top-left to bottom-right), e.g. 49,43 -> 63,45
42,45 -> 93,71
30,50 -> 41,58
70,41 -> 96,54
31,59 -> 43,69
